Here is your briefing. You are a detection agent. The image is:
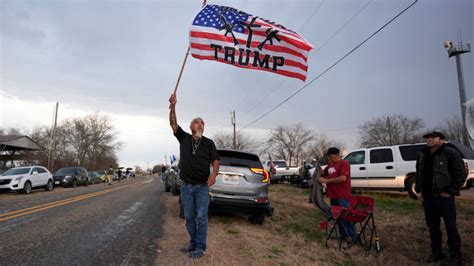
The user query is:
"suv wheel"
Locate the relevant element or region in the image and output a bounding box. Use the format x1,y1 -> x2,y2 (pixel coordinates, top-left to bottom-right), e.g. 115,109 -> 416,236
406,175 -> 417,200
72,179 -> 78,188
249,213 -> 265,225
84,178 -> 89,186
22,181 -> 32,194
45,180 -> 53,191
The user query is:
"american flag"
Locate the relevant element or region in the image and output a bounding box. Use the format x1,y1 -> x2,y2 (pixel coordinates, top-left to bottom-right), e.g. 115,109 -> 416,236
189,5 -> 314,81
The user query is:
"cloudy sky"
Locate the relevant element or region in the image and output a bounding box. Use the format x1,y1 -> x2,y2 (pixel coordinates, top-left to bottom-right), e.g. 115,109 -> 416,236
1,0 -> 473,169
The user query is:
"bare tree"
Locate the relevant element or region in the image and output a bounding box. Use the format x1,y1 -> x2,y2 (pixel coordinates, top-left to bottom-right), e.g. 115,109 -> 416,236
433,116 -> 470,146
62,113 -> 122,170
359,114 -> 425,147
265,123 -> 315,166
213,131 -> 259,152
302,134 -> 346,163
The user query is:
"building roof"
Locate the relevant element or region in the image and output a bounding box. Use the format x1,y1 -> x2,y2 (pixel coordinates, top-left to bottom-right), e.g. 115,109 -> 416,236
0,135 -> 45,151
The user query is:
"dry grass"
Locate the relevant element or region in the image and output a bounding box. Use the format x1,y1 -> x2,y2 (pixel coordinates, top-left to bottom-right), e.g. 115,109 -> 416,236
156,184 -> 474,265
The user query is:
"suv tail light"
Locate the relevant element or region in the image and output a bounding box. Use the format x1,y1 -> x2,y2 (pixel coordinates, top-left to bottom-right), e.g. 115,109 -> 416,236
250,168 -> 269,183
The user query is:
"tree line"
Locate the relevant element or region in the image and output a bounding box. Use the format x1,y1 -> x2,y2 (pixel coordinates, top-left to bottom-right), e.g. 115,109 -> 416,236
1,113 -> 122,172
211,114 -> 471,166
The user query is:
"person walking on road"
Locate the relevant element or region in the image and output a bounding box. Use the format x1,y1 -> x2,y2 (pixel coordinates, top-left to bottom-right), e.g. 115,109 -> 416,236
319,147 -> 357,245
107,166 -> 114,185
415,131 -> 467,264
169,93 -> 220,259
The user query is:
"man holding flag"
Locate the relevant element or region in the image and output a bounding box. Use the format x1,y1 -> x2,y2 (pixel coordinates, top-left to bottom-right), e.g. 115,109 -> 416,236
169,93 -> 220,259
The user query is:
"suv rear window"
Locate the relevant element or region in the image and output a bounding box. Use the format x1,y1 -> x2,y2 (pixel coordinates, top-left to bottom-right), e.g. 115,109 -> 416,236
218,150 -> 263,168
399,144 -> 425,161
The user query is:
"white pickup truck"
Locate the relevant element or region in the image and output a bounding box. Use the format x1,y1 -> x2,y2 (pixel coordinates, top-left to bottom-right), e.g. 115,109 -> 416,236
343,142 -> 474,199
262,160 -> 299,183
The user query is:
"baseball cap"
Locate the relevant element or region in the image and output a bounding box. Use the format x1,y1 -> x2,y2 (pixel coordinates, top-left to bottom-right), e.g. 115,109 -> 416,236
423,131 -> 446,140
326,147 -> 340,156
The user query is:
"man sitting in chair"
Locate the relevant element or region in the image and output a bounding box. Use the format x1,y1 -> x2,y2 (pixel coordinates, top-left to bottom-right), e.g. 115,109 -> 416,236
319,147 -> 357,245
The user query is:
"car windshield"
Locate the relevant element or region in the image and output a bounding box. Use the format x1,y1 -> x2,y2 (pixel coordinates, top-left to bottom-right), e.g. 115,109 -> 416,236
56,168 -> 77,175
2,167 -> 31,176
218,150 -> 262,168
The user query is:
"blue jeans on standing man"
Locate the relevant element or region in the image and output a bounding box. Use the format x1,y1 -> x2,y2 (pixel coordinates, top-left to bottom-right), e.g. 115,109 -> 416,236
330,198 -> 358,242
180,183 -> 210,252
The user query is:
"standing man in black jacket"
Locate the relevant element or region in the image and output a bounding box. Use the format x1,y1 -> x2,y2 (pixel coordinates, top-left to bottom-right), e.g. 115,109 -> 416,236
415,131 -> 467,264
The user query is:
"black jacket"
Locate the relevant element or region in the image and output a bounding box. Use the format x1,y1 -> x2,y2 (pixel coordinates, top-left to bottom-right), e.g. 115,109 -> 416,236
415,144 -> 467,196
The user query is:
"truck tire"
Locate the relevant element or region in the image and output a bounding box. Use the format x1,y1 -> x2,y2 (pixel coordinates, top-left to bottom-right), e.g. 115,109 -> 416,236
405,175 -> 418,200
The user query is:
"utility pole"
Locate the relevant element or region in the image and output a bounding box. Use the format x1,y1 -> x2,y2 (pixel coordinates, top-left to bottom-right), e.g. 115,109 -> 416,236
231,111 -> 237,149
49,102 -> 59,171
444,40 -> 471,148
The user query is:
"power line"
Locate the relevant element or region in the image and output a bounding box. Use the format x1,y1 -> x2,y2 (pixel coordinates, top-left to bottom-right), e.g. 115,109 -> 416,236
232,1 -> 326,114
298,0 -> 326,32
314,0 -> 373,54
237,0 -> 373,121
238,0 -> 418,133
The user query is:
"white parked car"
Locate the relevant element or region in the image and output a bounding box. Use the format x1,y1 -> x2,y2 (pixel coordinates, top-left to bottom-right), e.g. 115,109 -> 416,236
0,166 -> 54,194
343,142 -> 474,199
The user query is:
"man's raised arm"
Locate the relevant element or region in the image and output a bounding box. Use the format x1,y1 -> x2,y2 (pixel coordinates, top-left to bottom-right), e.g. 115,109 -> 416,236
169,93 -> 178,134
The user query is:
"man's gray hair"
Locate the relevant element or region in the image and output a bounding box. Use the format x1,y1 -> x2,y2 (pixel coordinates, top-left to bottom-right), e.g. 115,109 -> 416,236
190,117 -> 205,126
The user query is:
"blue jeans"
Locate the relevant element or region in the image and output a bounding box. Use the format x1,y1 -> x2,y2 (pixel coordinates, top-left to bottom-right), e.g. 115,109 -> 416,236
180,183 -> 210,251
330,198 -> 357,242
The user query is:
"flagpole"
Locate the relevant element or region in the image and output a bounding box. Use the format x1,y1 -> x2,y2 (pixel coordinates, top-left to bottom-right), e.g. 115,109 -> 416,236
172,0 -> 207,95
173,46 -> 191,95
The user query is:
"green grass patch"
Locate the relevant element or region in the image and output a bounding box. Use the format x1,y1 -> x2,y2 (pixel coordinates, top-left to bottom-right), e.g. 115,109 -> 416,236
369,193 -> 419,214
226,226 -> 240,235
281,222 -> 325,242
271,246 -> 284,255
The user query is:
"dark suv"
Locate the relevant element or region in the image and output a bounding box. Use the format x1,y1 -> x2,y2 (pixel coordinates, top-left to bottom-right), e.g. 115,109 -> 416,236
209,149 -> 274,224
53,167 -> 89,188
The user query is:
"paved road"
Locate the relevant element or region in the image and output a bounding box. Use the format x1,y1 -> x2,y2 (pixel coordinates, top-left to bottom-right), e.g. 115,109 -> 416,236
0,176 -> 164,265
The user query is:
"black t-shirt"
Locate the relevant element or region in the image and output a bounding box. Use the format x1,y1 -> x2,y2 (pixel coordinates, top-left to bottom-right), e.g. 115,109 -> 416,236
422,152 -> 434,196
174,126 -> 219,184
422,146 -> 444,197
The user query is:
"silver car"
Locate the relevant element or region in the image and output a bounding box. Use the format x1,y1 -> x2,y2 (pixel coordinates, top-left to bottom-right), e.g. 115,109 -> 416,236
210,149 -> 274,224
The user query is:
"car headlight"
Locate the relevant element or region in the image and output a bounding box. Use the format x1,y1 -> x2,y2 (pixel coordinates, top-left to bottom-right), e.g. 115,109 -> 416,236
15,176 -> 24,181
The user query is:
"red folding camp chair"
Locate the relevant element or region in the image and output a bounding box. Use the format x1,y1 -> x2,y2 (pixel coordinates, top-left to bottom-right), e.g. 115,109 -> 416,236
323,195 -> 381,252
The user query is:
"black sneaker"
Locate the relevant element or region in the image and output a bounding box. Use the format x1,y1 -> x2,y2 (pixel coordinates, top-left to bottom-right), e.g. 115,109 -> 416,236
189,249 -> 205,259
449,253 -> 462,266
